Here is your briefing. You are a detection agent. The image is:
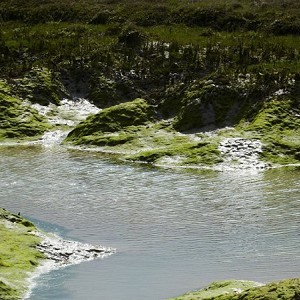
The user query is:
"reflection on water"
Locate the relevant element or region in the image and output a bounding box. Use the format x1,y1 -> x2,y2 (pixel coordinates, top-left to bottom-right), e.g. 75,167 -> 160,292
0,145 -> 299,300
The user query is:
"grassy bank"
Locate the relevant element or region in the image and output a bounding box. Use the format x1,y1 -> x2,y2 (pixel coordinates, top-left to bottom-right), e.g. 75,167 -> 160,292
64,93 -> 299,169
0,208 -> 44,300
169,278 -> 300,300
0,0 -> 299,168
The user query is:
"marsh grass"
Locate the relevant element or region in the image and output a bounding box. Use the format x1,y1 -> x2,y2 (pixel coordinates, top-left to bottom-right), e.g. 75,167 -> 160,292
0,0 -> 299,166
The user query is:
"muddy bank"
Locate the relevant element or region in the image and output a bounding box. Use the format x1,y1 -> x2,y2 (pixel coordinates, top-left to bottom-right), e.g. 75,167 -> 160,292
1,92 -> 299,171
0,0 -> 299,171
0,36 -> 299,172
63,96 -> 300,171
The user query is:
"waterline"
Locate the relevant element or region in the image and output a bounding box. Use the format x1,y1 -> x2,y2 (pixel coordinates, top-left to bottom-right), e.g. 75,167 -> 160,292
1,146 -> 299,299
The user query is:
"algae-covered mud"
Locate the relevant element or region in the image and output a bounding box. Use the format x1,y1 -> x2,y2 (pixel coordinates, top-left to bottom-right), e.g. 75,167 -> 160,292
169,280 -> 263,300
0,208 -> 43,300
0,0 -> 299,170
64,94 -> 299,171
0,79 -> 52,140
170,278 -> 300,300
0,208 -> 114,299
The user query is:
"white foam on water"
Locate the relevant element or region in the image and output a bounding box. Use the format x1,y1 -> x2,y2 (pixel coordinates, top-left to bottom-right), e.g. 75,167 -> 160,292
24,259 -> 56,299
41,130 -> 70,147
32,98 -> 100,127
32,98 -> 100,147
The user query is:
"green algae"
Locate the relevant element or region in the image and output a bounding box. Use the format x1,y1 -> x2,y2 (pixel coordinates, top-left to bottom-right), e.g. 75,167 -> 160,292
12,67 -> 67,106
65,86 -> 297,169
128,139 -> 222,166
0,208 -> 44,300
216,278 -> 300,300
0,2 -> 299,169
89,75 -> 121,108
239,97 -> 300,165
64,90 -> 299,168
169,280 -> 263,300
260,129 -> 300,165
169,278 -> 300,300
172,80 -> 242,131
65,83 -> 299,169
0,281 -> 18,300
64,96 -> 224,167
82,132 -> 135,147
243,98 -> 300,133
66,113 -> 223,167
65,98 -> 155,143
0,80 -> 12,95
0,82 -> 52,140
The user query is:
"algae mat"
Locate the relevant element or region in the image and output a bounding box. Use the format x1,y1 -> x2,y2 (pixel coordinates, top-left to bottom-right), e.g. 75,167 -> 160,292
0,208 -> 44,300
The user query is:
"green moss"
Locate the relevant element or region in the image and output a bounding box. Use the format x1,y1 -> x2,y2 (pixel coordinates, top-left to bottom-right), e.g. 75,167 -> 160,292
89,75 -> 121,108
216,278 -> 300,300
244,98 -> 300,132
240,97 -> 300,165
169,280 -> 262,300
181,142 -> 222,165
173,80 -> 242,131
65,83 -> 299,169
13,67 -> 67,105
169,278 -> 300,300
0,83 -> 52,140
261,132 -> 300,164
88,73 -> 137,108
65,98 -> 155,143
0,281 -> 19,300
74,132 -> 135,147
127,140 -> 222,166
65,112 -> 223,167
0,80 -> 12,95
0,208 -> 44,300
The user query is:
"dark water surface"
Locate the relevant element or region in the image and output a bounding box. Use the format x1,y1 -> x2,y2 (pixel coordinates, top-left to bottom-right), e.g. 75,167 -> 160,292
0,145 -> 299,299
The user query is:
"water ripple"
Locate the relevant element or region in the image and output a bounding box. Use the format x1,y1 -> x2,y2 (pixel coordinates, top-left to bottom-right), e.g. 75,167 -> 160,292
0,146 -> 299,299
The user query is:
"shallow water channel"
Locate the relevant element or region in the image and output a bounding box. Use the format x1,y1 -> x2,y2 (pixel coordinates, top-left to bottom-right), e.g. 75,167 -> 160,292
0,144 -> 299,299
